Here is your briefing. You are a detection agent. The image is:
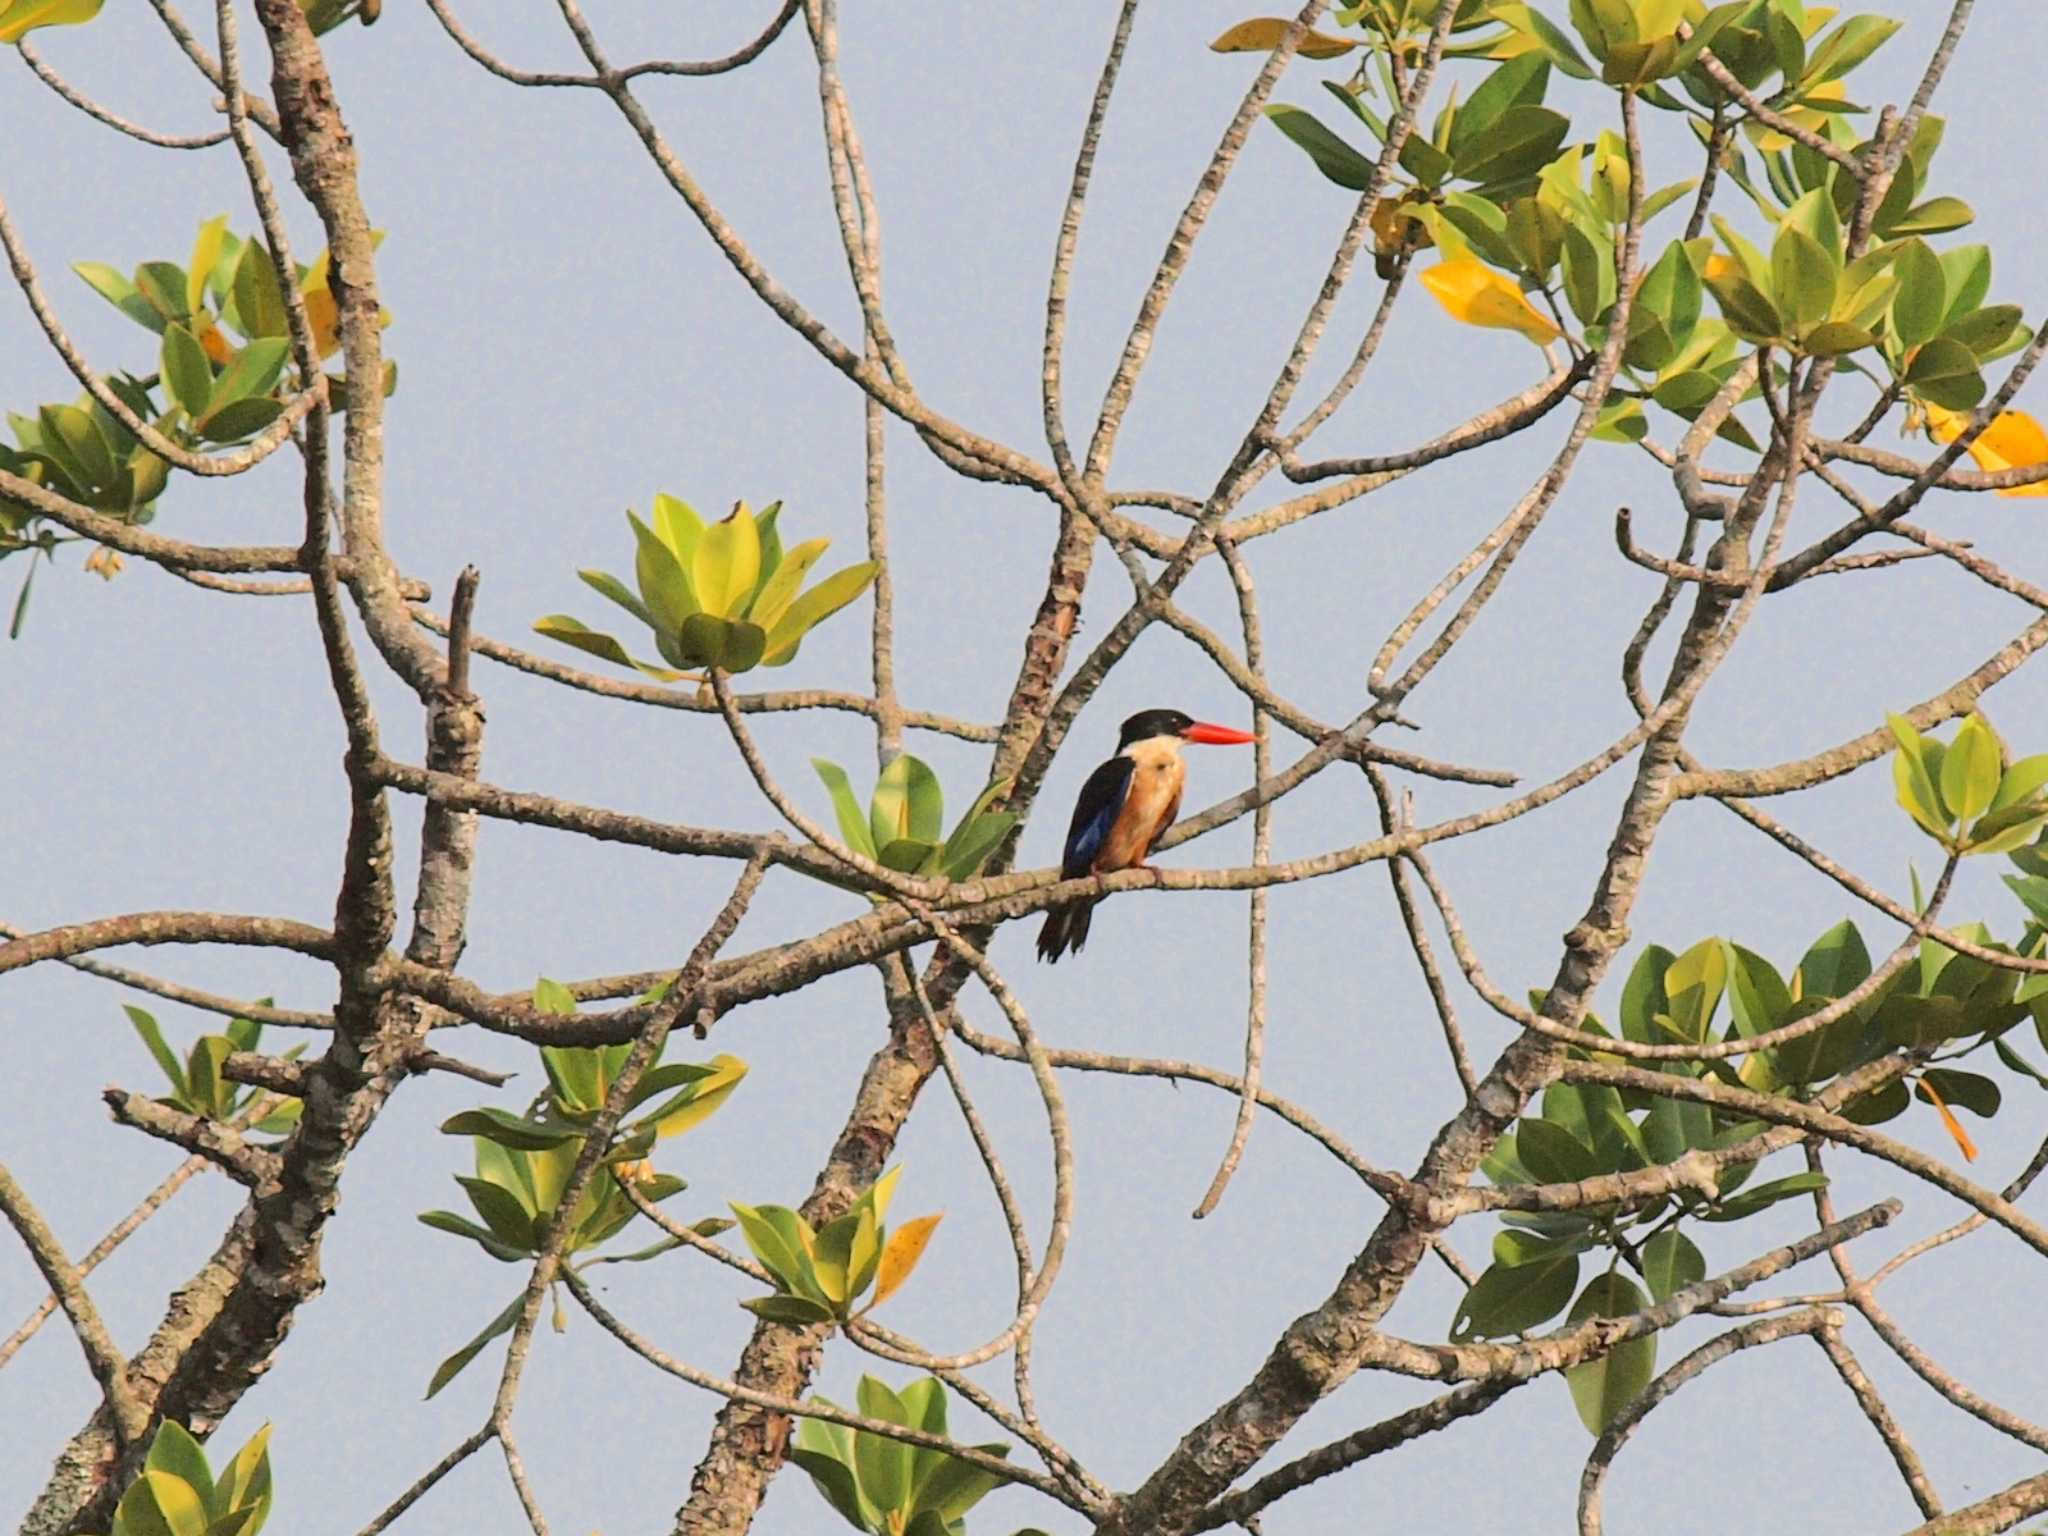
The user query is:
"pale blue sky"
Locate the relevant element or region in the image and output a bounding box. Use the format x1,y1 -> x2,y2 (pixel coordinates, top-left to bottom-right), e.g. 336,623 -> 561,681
5,4 -> 2047,1532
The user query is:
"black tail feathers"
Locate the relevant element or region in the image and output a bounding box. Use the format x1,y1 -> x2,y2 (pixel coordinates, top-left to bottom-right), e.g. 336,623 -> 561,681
1035,900 -> 1096,963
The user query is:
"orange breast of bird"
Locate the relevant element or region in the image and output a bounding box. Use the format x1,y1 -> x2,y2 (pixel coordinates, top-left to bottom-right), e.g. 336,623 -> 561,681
1095,743 -> 1184,871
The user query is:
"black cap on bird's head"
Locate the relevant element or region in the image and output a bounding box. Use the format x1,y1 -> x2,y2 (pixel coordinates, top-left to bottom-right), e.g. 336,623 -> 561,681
1117,708 -> 1257,750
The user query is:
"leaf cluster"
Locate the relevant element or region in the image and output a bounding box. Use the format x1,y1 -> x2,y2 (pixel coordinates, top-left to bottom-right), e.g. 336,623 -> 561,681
731,1166 -> 942,1326
792,1376 -> 1013,1536
812,757 -> 1017,885
417,980 -> 745,1394
1463,876 -> 2048,1434
535,495 -> 877,678
89,1421 -> 273,1536
123,1004 -> 302,1136
1888,711 -> 2048,856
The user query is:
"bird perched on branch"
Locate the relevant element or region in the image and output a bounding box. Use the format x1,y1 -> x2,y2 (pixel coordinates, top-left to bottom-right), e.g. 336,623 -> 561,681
1036,708 -> 1255,963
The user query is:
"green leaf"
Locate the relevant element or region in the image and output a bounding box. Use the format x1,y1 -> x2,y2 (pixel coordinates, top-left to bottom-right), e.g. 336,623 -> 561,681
855,1376 -> 916,1511
145,1422 -> 216,1518
1591,397 -> 1648,443
1452,106 -> 1569,190
210,1423 -> 271,1527
1939,245 -> 1992,327
1619,945 -> 1675,1045
1565,1273 -> 1655,1433
199,338 -> 289,419
115,1468 -> 209,1536
228,243 -> 287,340
1262,104 -> 1377,191
1452,1252 -> 1581,1339
185,1035 -> 231,1119
578,568 -> 654,629
1944,304 -> 2027,362
1800,320 -> 1876,357
1943,713 -> 2003,825
1918,1068 -> 2000,1118
1889,239 -> 1946,350
74,260 -> 165,332
202,1508 -> 264,1536
789,1443 -> 872,1531
937,810 -> 1017,882
530,615 -> 687,680
628,509 -> 700,634
1561,222 -> 1614,326
913,1443 -> 1012,1523
1663,938 -> 1727,1042
1706,1168 -> 1828,1220
1800,13 -> 1899,86
812,759 -> 880,860
739,1292 -> 837,1325
730,1201 -> 813,1292
125,1004 -> 189,1096
425,1294 -> 523,1398
1841,1077 -> 1911,1125
457,1175 -> 540,1248
41,404 -> 114,492
1399,131 -> 1454,189
1889,197 -> 1974,237
1514,1117 -> 1600,1183
1447,55 -> 1549,159
1993,756 -> 2048,814
870,754 -> 944,852
193,397 -> 284,445
160,325 -> 215,419
438,1107 -> 580,1150
1634,239 -> 1703,357
846,1203 -> 884,1303
1492,3 -> 1594,77
1888,715 -> 1952,840
1668,0 -> 1748,74
1771,226 -> 1837,336
134,261 -> 191,328
1967,803 -> 2048,857
747,536 -> 827,630
677,612 -> 765,672
1640,1229 -> 1705,1303
1726,944 -> 1790,1037
1773,995 -> 1866,1085
762,562 -> 877,666
416,1209 -> 528,1261
1505,196 -> 1567,276
650,491 -> 704,569
1907,335 -> 1986,409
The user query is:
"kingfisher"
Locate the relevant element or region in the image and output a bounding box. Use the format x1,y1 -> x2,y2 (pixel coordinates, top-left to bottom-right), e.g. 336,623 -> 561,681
1035,708 -> 1256,963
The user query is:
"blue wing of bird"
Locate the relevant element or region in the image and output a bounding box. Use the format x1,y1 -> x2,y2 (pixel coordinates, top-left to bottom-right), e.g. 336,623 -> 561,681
1063,756 -> 1134,878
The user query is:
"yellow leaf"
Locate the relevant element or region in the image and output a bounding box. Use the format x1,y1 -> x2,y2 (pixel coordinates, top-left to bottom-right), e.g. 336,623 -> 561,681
653,1054 -> 748,1140
1746,80 -> 1844,154
188,214 -> 230,317
1917,1075 -> 1978,1162
0,0 -> 105,44
304,286 -> 341,360
1418,258 -> 1561,345
868,1213 -> 942,1309
864,1164 -> 904,1225
1923,404 -> 2048,498
1209,17 -> 1358,59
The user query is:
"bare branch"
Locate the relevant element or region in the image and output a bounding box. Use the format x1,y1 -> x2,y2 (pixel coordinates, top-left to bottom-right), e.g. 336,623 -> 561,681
0,1162 -> 147,1446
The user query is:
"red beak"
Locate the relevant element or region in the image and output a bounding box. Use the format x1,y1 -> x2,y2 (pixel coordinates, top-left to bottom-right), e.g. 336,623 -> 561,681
1181,721 -> 1257,745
